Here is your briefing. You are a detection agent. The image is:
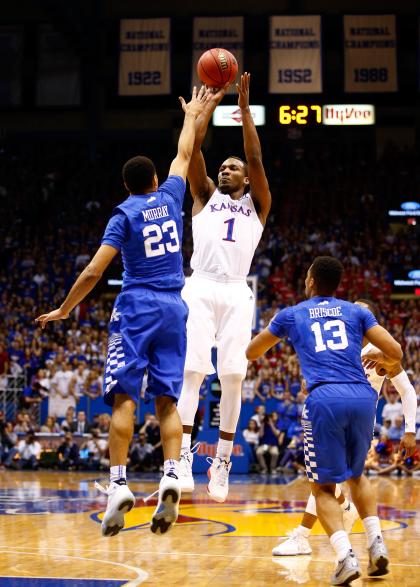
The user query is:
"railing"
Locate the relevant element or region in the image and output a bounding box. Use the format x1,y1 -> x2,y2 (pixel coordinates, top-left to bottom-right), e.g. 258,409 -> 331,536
0,374 -> 27,422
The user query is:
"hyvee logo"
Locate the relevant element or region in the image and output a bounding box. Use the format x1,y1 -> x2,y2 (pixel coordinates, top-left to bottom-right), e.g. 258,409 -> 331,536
323,104 -> 375,126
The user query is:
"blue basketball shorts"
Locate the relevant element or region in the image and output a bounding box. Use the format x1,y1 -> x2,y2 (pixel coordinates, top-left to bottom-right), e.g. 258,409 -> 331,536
301,383 -> 377,484
103,287 -> 188,406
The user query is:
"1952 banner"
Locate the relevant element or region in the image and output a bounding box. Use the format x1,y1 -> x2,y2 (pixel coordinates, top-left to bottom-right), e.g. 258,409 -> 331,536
269,15 -> 322,94
192,17 -> 243,95
119,18 -> 171,96
344,15 -> 397,92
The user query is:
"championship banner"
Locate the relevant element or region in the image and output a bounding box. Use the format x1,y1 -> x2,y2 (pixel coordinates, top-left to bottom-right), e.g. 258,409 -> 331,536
192,17 -> 243,94
119,18 -> 171,96
269,15 -> 322,94
344,15 -> 397,92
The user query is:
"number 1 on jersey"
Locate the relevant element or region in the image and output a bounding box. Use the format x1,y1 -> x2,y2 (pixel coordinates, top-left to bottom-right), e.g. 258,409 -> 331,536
223,218 -> 236,242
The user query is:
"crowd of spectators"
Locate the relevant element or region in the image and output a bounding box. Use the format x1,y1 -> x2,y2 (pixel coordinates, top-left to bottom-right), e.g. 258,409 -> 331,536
0,406 -> 165,472
0,139 -> 419,475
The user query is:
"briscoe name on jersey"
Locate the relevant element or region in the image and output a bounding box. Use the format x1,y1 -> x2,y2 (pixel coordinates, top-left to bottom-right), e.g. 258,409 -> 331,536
362,342 -> 386,393
190,189 -> 264,279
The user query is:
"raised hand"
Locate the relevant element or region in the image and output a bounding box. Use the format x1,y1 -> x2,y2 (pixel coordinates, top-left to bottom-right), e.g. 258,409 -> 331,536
179,86 -> 212,118
36,307 -> 69,329
236,72 -> 250,110
208,83 -> 230,105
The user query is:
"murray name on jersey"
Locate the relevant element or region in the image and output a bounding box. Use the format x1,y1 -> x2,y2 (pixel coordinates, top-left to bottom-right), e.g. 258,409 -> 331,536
142,205 -> 170,222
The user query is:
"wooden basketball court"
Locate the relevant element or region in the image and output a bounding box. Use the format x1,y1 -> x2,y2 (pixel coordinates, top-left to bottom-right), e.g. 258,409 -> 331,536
1,471 -> 419,586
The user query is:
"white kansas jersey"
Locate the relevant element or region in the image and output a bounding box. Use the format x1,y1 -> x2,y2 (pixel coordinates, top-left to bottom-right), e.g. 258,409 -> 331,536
190,189 -> 264,279
362,343 -> 386,394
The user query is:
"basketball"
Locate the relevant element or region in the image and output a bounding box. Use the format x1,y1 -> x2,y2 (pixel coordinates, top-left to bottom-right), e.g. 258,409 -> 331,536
197,48 -> 238,88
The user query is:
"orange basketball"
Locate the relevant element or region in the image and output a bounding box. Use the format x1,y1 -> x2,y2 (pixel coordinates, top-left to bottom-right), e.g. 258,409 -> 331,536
197,48 -> 238,88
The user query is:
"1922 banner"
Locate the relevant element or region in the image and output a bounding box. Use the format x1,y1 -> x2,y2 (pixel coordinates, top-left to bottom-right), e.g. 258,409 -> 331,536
192,17 -> 243,95
269,15 -> 322,94
344,15 -> 397,92
119,18 -> 171,95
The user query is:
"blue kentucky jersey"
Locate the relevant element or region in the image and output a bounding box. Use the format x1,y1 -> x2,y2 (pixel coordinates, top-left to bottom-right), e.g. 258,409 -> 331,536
268,297 -> 378,391
101,176 -> 186,291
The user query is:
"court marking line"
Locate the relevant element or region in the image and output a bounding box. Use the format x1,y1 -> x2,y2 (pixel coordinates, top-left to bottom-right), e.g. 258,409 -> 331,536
1,546 -> 419,568
0,577 -> 122,582
0,549 -> 148,587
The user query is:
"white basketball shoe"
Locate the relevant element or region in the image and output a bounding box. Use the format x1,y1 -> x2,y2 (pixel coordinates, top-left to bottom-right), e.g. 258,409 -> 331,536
150,475 -> 181,535
207,457 -> 232,503
272,529 -> 312,556
95,480 -> 135,537
179,444 -> 199,493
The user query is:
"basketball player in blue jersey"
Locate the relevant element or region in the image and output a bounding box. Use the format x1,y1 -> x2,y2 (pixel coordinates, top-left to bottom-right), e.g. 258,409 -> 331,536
246,257 -> 403,585
36,86 -> 211,537
271,298 -> 417,558
178,73 -> 271,502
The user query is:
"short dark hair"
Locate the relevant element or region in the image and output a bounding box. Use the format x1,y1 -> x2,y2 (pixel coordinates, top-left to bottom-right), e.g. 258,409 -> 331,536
310,256 -> 344,295
225,155 -> 248,174
122,156 -> 156,194
355,298 -> 380,320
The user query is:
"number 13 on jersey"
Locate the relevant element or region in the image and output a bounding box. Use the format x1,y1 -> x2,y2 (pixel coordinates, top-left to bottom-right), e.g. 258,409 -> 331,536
311,320 -> 349,352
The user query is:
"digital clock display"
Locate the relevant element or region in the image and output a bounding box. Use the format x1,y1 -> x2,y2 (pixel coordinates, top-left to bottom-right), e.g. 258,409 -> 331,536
279,105 -> 322,125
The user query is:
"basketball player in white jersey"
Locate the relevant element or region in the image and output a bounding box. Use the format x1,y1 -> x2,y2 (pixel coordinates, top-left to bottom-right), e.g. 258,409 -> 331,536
178,73 -> 271,502
272,299 -> 417,557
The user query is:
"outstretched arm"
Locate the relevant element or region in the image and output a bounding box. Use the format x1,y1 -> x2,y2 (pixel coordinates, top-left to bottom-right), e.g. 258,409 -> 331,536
364,325 -> 402,363
362,345 -> 417,456
187,86 -> 228,203
36,244 -> 118,328
169,86 -> 211,181
246,328 -> 281,361
237,73 -> 271,224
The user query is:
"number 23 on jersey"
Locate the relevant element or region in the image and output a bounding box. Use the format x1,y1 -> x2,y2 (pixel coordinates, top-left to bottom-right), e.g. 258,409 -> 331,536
143,220 -> 180,258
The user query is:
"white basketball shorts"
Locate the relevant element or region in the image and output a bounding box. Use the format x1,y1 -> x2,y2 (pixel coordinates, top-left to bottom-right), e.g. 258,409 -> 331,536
181,273 -> 255,377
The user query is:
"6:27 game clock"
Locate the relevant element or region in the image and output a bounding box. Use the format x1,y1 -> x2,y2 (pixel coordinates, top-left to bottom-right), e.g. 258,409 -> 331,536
279,105 -> 322,125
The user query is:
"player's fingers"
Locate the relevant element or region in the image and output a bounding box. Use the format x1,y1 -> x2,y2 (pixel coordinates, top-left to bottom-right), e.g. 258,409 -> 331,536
197,85 -> 205,100
204,90 -> 212,104
178,96 -> 186,112
192,86 -> 197,99
39,318 -> 49,329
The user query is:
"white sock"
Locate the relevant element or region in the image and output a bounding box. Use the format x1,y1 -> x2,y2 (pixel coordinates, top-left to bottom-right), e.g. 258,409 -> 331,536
164,459 -> 180,479
216,438 -> 233,460
219,374 -> 243,433
330,530 -> 352,561
110,465 -> 126,483
177,371 -> 205,427
296,524 -> 311,538
305,492 -> 317,516
181,433 -> 191,452
362,516 -> 382,548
